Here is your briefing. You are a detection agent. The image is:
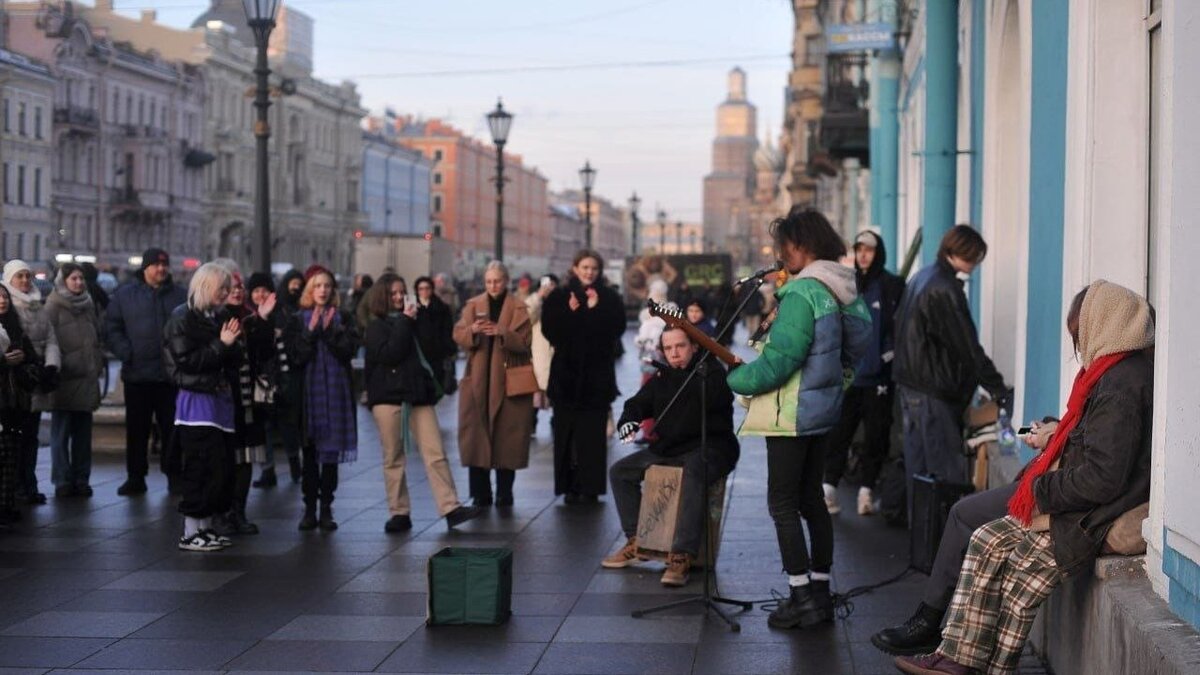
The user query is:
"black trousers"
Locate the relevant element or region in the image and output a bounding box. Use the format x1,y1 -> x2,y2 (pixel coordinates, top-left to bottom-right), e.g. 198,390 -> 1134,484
822,384 -> 895,489
176,426 -> 234,519
468,467 -> 515,501
922,481 -> 1018,610
125,381 -> 178,479
16,411 -> 41,494
767,435 -> 833,575
0,429 -> 20,519
301,443 -> 339,509
552,408 -> 609,496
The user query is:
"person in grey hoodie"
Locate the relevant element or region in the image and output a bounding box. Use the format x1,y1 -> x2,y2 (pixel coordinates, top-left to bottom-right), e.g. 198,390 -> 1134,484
2,259 -> 60,505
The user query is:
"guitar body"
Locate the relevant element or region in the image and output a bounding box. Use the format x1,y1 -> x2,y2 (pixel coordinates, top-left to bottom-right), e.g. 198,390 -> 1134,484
646,300 -> 739,366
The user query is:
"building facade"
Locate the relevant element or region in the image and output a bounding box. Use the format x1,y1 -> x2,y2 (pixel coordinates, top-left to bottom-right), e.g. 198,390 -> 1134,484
548,203 -> 582,277
702,67 -> 758,263
8,1 -> 208,268
861,1 -> 1200,668
361,127 -> 432,237
551,188 -> 627,267
0,47 -> 54,266
382,116 -> 550,280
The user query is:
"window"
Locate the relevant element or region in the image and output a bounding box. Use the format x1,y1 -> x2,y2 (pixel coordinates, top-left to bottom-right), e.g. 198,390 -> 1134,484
432,194 -> 442,213
138,95 -> 144,125
33,168 -> 41,207
125,94 -> 132,124
17,166 -> 25,205
33,235 -> 40,261
17,102 -> 26,136
433,149 -> 444,161
16,233 -> 24,259
1,163 -> 7,203
433,172 -> 442,185
804,35 -> 826,67
149,99 -> 156,129
2,98 -> 8,132
112,88 -> 119,119
34,107 -> 42,139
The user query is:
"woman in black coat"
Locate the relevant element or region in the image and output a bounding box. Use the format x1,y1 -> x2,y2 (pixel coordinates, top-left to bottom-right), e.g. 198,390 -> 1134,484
412,276 -> 455,387
0,287 -> 43,527
541,250 -> 626,503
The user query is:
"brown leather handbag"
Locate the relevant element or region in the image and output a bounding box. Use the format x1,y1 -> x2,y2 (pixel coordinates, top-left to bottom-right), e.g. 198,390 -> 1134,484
504,354 -> 538,398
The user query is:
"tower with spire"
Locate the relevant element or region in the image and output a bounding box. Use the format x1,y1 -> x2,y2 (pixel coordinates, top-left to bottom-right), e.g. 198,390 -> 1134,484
703,67 -> 759,260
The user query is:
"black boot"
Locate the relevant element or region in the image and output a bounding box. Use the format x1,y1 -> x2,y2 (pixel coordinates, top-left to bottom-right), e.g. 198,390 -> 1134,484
298,504 -> 318,531
318,503 -> 338,531
288,455 -> 302,483
253,467 -> 277,489
870,602 -> 945,656
767,583 -> 834,629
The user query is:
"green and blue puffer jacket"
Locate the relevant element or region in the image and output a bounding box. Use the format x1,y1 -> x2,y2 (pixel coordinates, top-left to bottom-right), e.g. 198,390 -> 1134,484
727,261 -> 872,437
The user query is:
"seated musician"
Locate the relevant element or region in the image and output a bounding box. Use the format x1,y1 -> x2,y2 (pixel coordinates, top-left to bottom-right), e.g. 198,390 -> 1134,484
601,326 -> 740,587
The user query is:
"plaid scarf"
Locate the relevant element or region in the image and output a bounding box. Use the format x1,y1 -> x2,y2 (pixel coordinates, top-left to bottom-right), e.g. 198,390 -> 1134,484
302,309 -> 357,464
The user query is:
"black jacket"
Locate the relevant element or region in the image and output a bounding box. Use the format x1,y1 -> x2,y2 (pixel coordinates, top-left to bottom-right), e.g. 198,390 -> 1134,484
1034,353 -> 1153,577
414,296 -> 454,383
618,356 -> 739,462
853,231 -> 906,387
893,259 -> 1005,406
542,277 -> 626,410
105,276 -> 188,384
163,306 -> 244,394
363,314 -> 439,407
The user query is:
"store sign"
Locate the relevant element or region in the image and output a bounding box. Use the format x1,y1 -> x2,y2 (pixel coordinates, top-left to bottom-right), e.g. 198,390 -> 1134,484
827,23 -> 897,53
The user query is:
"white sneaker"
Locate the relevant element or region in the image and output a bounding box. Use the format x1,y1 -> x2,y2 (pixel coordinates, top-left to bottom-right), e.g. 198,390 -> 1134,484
823,483 -> 841,515
857,487 -> 875,516
178,532 -> 223,552
200,529 -> 233,549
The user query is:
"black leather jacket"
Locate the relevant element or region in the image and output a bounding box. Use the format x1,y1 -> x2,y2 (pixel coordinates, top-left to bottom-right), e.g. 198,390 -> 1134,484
893,259 -> 1006,406
1035,353 -> 1153,577
363,314 -> 438,407
163,306 -> 244,394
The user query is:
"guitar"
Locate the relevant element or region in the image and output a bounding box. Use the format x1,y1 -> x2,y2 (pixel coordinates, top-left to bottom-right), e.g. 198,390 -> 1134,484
646,299 -> 739,367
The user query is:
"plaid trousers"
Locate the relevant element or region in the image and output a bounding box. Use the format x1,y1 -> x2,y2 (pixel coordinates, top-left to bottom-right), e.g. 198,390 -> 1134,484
937,516 -> 1063,674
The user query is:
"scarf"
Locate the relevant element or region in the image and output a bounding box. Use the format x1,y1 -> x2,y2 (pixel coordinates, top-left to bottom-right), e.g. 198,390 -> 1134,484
53,279 -> 93,312
1007,351 -> 1132,525
301,308 -> 357,464
2,281 -> 41,311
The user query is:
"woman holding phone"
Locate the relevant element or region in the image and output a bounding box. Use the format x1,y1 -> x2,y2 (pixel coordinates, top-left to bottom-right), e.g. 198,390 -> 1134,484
453,261 -> 534,507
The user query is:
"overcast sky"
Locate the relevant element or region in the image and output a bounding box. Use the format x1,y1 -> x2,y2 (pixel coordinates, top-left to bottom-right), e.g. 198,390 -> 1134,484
119,0 -> 794,221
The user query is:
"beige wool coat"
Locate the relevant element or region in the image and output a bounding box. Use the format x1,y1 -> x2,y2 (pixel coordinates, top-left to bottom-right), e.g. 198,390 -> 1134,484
453,292 -> 534,470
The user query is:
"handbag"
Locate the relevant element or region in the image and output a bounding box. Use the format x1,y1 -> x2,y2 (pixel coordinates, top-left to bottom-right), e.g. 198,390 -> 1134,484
252,374 -> 276,406
504,353 -> 538,398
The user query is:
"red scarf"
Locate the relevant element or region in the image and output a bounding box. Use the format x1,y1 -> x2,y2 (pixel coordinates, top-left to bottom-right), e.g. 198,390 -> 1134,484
1007,351 -> 1132,525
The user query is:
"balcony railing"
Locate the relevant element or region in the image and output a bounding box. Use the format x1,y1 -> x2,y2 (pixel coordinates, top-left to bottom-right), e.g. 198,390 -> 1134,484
53,106 -> 99,133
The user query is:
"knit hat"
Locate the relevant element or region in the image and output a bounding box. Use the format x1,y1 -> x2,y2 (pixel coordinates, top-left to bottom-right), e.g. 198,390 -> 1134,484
141,247 -> 169,269
246,272 -> 275,294
1078,280 -> 1155,368
2,259 -> 31,282
303,264 -> 335,286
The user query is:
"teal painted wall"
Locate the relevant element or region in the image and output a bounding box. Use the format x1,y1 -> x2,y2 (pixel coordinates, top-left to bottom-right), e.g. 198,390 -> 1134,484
1023,1 -> 1069,441
1165,542 -> 1200,630
920,0 -> 959,266
968,0 -> 986,324
873,62 -> 900,270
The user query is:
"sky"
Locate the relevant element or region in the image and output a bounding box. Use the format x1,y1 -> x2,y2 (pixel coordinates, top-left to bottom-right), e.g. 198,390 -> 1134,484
117,0 -> 796,222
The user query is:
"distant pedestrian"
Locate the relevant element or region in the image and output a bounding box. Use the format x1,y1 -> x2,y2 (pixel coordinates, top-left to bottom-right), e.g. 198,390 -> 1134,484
264,269 -> 304,484
365,275 -> 483,532
453,261 -> 534,507
412,276 -> 455,393
163,263 -> 241,553
295,266 -> 359,531
820,230 -> 906,516
42,264 -> 104,499
685,300 -> 717,339
80,262 -> 109,316
105,248 -> 188,496
525,274 -> 557,420
541,250 -> 626,504
279,269 -> 304,314
634,279 -> 670,386
3,260 -> 60,505
0,288 -> 35,527
893,225 -> 1010,497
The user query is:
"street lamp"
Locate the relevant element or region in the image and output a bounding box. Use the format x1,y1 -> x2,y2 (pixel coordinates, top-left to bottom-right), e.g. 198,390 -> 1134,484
579,160 -> 596,249
656,208 -> 667,253
242,0 -> 281,273
676,221 -> 683,254
628,192 -> 641,257
486,98 -> 513,261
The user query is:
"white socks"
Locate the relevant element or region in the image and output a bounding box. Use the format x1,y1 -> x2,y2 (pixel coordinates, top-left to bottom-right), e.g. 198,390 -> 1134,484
789,572 -> 831,587
810,571 -> 831,582
184,517 -> 203,538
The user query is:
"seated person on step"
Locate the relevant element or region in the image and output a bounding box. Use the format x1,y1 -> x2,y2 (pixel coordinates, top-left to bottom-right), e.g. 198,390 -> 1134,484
601,327 -> 740,587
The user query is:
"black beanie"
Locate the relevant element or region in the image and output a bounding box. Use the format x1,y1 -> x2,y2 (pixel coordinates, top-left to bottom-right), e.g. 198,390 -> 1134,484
141,247 -> 169,269
246,272 -> 275,295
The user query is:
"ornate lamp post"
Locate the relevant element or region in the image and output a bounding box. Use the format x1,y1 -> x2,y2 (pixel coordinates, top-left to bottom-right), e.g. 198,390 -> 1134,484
242,0 -> 281,273
579,160 -> 596,249
486,99 -> 513,261
628,192 -> 641,257
676,220 -> 683,253
657,208 -> 667,252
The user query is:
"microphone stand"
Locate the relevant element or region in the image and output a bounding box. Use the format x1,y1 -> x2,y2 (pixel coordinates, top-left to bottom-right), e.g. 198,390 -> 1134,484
631,278 -> 766,632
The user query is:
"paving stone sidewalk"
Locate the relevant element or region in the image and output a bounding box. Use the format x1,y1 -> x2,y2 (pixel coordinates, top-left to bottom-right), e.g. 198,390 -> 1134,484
0,330 -> 1050,674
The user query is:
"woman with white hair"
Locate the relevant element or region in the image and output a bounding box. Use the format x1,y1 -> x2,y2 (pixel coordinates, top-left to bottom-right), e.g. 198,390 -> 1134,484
163,263 -> 244,552
453,260 -> 534,507
2,260 -> 60,505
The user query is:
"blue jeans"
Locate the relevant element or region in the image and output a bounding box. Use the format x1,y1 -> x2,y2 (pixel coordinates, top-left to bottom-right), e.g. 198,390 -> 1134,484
50,411 -> 93,488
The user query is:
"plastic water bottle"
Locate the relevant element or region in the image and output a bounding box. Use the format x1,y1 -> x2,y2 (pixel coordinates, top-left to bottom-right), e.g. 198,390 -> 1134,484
998,407 -> 1017,456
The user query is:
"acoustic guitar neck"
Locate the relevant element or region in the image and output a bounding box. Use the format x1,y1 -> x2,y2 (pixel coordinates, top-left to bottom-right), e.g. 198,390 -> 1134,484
646,300 -> 738,367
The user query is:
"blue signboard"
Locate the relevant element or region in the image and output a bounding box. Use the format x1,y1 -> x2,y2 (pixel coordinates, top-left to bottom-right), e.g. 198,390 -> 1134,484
827,23 -> 897,53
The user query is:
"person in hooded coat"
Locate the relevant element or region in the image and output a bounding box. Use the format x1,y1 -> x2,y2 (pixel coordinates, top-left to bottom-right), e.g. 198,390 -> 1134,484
0,287 -> 34,527
268,268 -> 306,484
819,230 -> 906,517
42,264 -> 104,498
727,207 -> 872,630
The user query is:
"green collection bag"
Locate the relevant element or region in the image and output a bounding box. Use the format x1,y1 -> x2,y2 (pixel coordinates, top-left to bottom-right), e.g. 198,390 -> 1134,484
426,547 -> 513,626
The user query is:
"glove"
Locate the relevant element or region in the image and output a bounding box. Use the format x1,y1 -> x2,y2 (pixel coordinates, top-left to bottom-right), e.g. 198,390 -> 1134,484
617,421 -> 638,444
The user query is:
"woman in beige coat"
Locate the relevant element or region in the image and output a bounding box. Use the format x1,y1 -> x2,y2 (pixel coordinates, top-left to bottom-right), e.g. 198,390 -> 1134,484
454,261 -> 533,507
524,275 -> 557,417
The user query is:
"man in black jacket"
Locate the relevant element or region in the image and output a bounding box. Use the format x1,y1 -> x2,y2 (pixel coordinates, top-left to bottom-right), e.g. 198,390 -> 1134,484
105,248 -> 188,496
893,226 -> 1011,492
601,327 -> 740,587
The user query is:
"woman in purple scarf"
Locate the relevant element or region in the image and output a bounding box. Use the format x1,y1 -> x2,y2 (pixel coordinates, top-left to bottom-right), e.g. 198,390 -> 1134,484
295,265 -> 359,531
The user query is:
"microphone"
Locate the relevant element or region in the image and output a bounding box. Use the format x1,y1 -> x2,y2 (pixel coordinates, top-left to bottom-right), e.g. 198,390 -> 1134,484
735,261 -> 783,286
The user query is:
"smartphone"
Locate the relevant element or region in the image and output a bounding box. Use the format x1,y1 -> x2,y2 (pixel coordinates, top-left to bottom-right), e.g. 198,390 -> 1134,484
1017,426 -> 1033,435
475,310 -> 488,321
404,294 -> 417,310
